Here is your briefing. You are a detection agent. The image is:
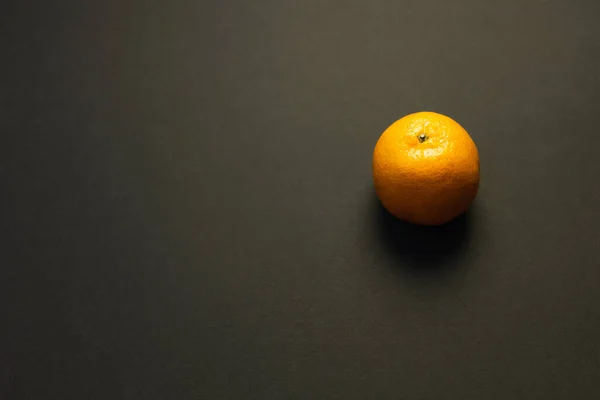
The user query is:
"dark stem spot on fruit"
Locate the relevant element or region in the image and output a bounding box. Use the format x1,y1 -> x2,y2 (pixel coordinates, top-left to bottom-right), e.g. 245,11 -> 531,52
418,133 -> 427,143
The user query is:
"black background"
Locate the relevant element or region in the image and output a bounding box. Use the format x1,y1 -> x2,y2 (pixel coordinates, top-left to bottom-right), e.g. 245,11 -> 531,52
2,0 -> 600,398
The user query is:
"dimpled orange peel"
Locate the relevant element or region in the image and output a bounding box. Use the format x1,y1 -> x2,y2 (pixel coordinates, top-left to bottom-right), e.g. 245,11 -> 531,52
372,111 -> 479,225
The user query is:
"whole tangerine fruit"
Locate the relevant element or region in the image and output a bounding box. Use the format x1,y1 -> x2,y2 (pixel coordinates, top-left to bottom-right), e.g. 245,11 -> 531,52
372,111 -> 479,225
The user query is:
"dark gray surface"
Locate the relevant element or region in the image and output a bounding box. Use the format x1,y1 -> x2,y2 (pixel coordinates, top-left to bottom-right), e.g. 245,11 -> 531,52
2,0 -> 600,398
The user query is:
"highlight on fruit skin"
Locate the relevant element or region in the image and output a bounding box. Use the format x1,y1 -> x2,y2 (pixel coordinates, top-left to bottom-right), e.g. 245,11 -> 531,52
372,111 -> 479,226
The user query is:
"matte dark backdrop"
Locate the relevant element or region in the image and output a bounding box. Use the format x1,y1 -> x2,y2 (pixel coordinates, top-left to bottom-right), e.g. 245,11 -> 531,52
2,0 -> 600,399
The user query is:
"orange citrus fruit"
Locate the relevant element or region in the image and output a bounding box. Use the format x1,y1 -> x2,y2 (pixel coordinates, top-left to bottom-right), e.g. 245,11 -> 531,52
372,111 -> 479,225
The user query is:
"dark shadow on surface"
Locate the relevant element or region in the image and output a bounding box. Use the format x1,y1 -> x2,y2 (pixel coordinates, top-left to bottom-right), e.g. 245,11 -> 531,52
372,193 -> 475,275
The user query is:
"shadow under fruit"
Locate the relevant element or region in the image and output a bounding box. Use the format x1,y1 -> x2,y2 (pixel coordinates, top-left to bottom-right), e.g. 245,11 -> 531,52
372,193 -> 475,273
